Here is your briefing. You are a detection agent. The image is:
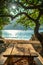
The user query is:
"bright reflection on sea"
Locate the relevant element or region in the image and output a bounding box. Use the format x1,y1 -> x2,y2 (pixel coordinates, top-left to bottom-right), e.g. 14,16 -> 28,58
2,30 -> 34,40
2,29 -> 43,40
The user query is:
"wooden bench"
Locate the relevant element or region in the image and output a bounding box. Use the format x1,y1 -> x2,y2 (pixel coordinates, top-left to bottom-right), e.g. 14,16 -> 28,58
38,53 -> 43,64
0,47 -> 13,65
34,52 -> 43,65
31,44 -> 43,65
0,55 -> 7,65
0,42 -> 13,65
3,44 -> 38,65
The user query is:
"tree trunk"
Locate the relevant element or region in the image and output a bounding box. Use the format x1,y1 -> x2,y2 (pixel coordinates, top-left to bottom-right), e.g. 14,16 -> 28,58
34,22 -> 43,56
0,30 -> 2,38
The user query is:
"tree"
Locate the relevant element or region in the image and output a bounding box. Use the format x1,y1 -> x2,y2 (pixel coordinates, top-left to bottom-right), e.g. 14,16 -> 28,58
0,0 -> 43,55
0,0 -> 10,30
0,0 -> 10,37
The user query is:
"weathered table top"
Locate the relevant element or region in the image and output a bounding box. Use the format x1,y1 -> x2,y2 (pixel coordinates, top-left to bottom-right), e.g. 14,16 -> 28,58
3,44 -> 38,57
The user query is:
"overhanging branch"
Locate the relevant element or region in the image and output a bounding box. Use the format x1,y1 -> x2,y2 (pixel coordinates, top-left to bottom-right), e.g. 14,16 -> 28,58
0,14 -> 13,18
13,12 -> 35,21
14,1 -> 43,9
0,12 -> 36,22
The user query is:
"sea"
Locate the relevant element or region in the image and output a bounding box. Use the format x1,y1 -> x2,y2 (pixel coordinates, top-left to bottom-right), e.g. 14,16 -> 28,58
2,30 -> 43,40
1,19 -> 43,40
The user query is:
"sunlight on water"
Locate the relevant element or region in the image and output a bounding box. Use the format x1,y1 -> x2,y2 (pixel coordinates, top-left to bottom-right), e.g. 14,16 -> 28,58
2,30 -> 34,40
2,30 -> 43,40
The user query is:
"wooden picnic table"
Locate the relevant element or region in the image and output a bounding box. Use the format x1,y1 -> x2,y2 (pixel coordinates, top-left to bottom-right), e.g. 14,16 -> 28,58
3,44 -> 38,65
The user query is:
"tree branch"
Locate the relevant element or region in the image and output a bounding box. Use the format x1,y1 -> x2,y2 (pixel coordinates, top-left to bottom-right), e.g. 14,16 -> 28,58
0,12 -> 36,22
13,12 -> 35,21
14,1 -> 43,9
26,0 -> 34,5
0,14 -> 13,18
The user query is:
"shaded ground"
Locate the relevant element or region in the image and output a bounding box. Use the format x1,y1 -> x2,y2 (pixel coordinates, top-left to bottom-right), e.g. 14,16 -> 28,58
5,57 -> 37,65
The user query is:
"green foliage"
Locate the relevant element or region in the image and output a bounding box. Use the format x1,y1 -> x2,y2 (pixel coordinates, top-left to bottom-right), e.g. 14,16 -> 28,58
14,0 -> 43,29
0,0 -> 43,30
40,15 -> 43,24
28,0 -> 40,4
17,0 -> 42,5
15,9 -> 39,29
16,15 -> 35,29
0,0 -> 10,30
30,9 -> 39,19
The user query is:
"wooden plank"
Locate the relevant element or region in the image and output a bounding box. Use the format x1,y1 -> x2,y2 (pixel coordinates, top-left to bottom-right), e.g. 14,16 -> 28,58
34,53 -> 43,65
37,53 -> 43,64
12,44 -> 31,56
3,47 -> 13,56
15,44 -> 34,50
28,44 -> 38,56
30,49 -> 38,57
28,41 -> 40,44
12,47 -> 24,56
2,38 -> 40,44
0,56 -> 7,65
11,44 -> 29,56
0,53 -> 7,65
3,44 -> 38,57
11,44 -> 38,57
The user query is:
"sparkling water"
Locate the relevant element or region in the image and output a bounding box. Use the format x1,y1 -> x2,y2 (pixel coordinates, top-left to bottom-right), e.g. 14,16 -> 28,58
2,30 -> 43,40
